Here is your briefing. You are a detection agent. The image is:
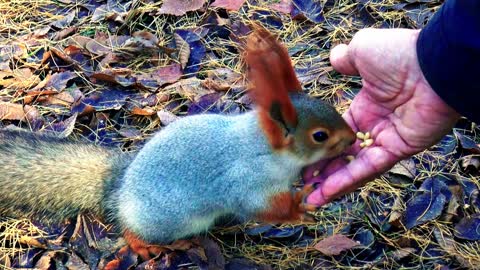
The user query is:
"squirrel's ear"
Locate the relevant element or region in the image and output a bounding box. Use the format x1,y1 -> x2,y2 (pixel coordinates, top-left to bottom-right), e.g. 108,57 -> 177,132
244,25 -> 302,149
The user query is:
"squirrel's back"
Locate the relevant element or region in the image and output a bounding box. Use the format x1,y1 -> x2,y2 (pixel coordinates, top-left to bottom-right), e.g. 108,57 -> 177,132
0,129 -> 131,221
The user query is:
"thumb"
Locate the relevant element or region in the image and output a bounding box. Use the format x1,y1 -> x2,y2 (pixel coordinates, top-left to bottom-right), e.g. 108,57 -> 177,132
329,44 -> 359,76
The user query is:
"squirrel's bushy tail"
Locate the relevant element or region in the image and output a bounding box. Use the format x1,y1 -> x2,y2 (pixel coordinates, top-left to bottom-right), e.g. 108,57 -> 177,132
0,129 -> 131,222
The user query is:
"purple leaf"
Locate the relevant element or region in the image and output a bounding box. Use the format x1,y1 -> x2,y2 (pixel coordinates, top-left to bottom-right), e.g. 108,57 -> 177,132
245,224 -> 274,236
175,29 -> 206,75
264,226 -> 303,239
292,0 -> 324,23
405,192 -> 446,229
454,214 -> 480,240
454,130 -> 480,154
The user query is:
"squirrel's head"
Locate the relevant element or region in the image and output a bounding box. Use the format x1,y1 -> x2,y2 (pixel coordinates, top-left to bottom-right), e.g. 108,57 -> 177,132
244,25 -> 355,165
281,93 -> 355,164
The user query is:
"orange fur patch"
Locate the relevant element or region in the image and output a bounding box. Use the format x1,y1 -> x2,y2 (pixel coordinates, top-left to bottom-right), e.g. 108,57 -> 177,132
256,184 -> 316,223
244,25 -> 302,150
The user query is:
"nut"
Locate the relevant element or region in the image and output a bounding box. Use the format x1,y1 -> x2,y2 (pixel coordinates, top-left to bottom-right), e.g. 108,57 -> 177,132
364,139 -> 374,147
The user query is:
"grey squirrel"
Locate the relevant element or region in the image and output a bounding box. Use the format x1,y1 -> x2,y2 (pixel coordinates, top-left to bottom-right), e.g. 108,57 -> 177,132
0,26 -> 356,266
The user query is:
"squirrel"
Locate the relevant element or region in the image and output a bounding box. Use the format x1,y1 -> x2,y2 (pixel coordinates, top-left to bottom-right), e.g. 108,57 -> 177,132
0,26 -> 355,263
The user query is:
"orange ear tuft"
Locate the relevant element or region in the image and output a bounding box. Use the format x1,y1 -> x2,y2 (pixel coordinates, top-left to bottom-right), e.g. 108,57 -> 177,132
243,25 -> 302,149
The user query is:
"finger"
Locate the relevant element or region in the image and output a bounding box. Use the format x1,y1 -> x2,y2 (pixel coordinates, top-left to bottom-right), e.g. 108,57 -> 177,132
330,44 -> 359,76
306,147 -> 398,206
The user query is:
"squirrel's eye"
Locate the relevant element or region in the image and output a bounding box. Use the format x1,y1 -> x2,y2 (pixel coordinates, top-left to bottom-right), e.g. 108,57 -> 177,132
312,130 -> 329,143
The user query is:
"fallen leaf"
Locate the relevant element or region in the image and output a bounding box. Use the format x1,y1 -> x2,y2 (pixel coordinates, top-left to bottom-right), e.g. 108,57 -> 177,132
174,29 -> 206,75
43,91 -> 75,107
51,10 -> 76,29
263,226 -> 303,239
454,130 -> 480,154
65,252 -> 89,269
454,214 -> 480,240
389,158 -> 417,179
270,0 -> 294,14
174,33 -> 191,69
0,103 -> 26,120
91,1 -> 131,23
128,64 -> 183,91
130,106 -> 156,116
211,0 -> 247,11
391,247 -> 416,260
19,235 -> 47,249
117,127 -> 142,139
158,0 -> 207,16
52,26 -> 77,41
404,191 -> 446,229
34,251 -> 57,269
91,69 -> 136,87
163,77 -> 213,99
45,71 -> 77,91
157,110 -> 179,126
292,0 -> 324,23
203,68 -> 243,91
0,43 -> 28,61
58,113 -> 77,138
245,224 -> 274,236
460,155 -> 480,171
0,68 -> 40,89
199,237 -> 225,270
314,234 -> 362,256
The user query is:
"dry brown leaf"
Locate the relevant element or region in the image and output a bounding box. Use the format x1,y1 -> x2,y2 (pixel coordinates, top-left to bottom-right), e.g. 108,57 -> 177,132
43,91 -> 75,106
203,67 -> 243,91
0,43 -> 28,60
135,64 -> 183,90
67,35 -> 93,48
174,33 -> 190,69
388,195 -> 404,226
163,77 -> 213,99
158,0 -> 207,16
33,26 -> 52,37
19,235 -> 47,249
314,234 -> 362,256
0,102 -> 26,121
211,0 -> 247,11
391,247 -> 415,260
52,26 -> 77,41
0,68 -> 40,89
131,107 -> 156,116
35,251 -> 57,269
389,158 -> 417,178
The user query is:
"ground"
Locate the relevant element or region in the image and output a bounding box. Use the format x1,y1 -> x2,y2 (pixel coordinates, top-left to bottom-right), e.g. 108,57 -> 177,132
0,0 -> 479,269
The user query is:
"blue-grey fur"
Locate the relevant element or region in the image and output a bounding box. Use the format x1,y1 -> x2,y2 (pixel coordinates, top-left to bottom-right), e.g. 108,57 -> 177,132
112,94 -> 350,243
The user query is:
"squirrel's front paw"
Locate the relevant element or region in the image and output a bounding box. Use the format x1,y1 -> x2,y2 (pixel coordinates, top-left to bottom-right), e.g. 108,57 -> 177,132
256,184 -> 318,224
293,184 -> 318,223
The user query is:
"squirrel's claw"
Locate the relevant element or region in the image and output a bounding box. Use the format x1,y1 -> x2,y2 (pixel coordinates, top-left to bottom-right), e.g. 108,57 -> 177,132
256,184 -> 318,224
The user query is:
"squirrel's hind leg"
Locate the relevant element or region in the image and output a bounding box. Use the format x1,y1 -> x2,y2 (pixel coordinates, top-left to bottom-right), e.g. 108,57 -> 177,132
103,230 -> 169,270
255,184 -> 318,223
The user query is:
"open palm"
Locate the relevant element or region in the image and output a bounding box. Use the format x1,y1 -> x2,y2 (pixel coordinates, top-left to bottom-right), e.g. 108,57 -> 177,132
305,28 -> 460,206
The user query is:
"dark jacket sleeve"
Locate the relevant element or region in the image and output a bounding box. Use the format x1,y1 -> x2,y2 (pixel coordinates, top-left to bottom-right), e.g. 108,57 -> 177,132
416,0 -> 480,123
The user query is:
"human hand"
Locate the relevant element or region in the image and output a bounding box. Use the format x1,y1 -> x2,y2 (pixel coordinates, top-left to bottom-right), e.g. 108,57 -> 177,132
305,28 -> 460,206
